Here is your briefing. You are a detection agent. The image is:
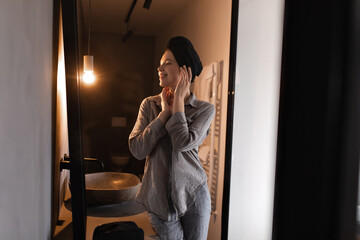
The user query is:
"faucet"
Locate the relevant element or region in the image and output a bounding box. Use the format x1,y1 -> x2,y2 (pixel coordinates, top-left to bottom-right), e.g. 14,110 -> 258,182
60,154 -> 104,171
84,157 -> 104,171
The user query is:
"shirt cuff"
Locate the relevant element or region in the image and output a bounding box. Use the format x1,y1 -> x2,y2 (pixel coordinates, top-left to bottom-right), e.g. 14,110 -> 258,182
165,111 -> 186,132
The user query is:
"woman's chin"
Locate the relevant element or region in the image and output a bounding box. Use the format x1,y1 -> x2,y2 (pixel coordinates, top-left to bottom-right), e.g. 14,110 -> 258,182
159,80 -> 168,88
159,80 -> 175,90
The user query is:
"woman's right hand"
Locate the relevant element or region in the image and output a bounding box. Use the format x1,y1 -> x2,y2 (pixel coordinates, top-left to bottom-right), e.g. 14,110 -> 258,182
159,88 -> 172,124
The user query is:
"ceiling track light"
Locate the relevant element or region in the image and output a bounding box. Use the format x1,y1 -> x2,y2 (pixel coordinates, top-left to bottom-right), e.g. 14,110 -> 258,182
125,0 -> 138,23
143,0 -> 152,9
123,0 -> 151,42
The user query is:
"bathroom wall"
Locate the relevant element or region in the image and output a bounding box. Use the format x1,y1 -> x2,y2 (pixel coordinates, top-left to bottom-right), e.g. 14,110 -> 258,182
80,33 -> 156,174
153,0 -> 232,239
228,0 -> 284,239
0,0 -> 53,239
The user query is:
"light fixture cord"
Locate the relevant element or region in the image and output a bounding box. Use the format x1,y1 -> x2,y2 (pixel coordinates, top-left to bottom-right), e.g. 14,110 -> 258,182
88,0 -> 91,55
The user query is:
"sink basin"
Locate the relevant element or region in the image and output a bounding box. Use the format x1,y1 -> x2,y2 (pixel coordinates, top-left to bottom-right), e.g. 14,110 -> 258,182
85,172 -> 141,206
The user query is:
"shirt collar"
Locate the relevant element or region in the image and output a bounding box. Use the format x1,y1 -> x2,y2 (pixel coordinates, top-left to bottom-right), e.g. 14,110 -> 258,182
185,92 -> 198,108
150,92 -> 198,108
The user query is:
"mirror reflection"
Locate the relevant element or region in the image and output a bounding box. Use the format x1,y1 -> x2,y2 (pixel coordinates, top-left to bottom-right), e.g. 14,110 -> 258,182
55,0 -> 232,239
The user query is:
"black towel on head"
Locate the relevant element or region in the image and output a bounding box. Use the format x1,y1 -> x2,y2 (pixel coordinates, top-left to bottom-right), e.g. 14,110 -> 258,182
166,36 -> 203,82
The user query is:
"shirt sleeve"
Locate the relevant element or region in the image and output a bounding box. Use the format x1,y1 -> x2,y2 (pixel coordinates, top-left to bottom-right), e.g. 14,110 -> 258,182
165,103 -> 215,152
128,99 -> 167,160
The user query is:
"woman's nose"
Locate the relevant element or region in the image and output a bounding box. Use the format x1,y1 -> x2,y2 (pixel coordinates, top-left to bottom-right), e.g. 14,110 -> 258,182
157,65 -> 163,72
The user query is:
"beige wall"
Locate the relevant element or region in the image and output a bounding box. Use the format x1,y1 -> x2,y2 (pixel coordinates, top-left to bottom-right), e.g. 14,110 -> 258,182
154,0 -> 232,239
53,9 -> 70,230
0,0 -> 53,239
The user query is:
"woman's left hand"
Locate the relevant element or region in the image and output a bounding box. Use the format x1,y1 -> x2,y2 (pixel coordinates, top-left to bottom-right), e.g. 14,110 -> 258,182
172,65 -> 191,114
174,65 -> 191,102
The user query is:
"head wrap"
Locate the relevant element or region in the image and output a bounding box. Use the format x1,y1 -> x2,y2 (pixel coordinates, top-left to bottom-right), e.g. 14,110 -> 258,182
166,36 -> 202,82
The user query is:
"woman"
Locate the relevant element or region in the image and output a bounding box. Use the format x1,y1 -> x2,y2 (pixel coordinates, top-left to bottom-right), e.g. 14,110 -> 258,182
129,36 -> 215,240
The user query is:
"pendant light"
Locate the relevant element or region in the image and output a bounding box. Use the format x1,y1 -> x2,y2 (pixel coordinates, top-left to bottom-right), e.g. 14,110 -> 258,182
83,0 -> 95,84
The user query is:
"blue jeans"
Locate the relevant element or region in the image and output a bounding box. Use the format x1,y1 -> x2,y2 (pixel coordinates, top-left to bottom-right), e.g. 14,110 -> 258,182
149,184 -> 211,240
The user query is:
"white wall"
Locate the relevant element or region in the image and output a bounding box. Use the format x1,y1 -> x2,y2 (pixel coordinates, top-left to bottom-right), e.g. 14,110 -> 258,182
0,0 -> 53,239
154,0 -> 232,239
227,0 -> 284,239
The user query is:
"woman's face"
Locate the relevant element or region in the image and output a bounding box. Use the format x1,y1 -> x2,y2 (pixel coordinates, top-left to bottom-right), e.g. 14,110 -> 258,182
157,50 -> 180,89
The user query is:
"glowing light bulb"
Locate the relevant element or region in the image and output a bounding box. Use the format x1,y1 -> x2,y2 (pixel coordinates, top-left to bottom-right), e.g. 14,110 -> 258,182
83,55 -> 95,84
83,71 -> 95,84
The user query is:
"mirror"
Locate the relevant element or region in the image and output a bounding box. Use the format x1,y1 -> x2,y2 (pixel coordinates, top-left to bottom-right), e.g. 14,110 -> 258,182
54,0 -> 233,239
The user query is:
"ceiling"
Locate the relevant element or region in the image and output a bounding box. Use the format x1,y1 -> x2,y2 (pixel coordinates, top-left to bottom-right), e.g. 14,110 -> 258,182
80,0 -> 193,36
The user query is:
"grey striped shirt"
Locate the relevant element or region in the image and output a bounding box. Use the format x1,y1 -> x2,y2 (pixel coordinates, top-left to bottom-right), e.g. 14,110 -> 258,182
129,92 -> 214,221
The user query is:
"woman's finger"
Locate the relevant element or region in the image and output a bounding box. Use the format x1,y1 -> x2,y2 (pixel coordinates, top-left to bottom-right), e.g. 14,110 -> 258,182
179,67 -> 186,86
182,66 -> 190,86
161,88 -> 167,104
187,67 -> 192,82
181,66 -> 188,82
181,66 -> 186,79
183,66 -> 190,84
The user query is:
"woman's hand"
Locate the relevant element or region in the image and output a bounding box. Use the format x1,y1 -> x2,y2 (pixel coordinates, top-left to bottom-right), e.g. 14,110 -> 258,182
174,66 -> 192,101
173,66 -> 191,114
158,87 -> 172,124
165,87 -> 174,107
